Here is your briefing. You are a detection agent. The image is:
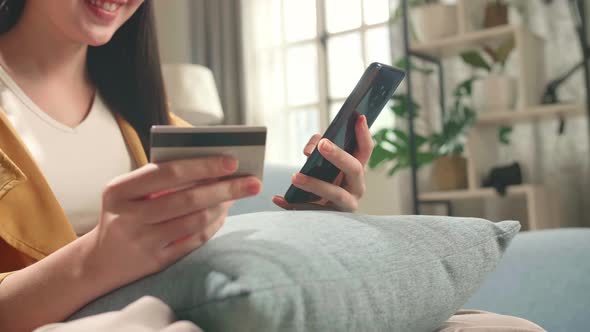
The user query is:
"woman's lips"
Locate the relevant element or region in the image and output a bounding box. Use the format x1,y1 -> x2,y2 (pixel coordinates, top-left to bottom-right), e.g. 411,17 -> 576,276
84,0 -> 123,23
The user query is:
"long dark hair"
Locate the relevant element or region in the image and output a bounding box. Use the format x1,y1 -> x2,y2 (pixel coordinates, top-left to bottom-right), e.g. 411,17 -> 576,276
0,0 -> 170,154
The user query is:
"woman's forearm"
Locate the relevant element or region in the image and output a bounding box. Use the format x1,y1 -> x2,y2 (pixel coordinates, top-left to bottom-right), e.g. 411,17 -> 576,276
0,232 -> 115,332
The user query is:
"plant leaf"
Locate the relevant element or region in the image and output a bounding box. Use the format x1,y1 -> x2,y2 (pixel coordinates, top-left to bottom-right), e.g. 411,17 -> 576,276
391,94 -> 420,119
416,152 -> 436,166
460,51 -> 492,72
368,144 -> 396,169
453,77 -> 477,97
495,38 -> 515,66
391,94 -> 407,102
413,133 -> 430,148
431,95 -> 477,157
391,105 -> 407,118
387,137 -> 405,152
372,128 -> 389,143
483,46 -> 498,63
394,58 -> 434,75
388,162 -> 405,177
392,128 -> 409,142
499,126 -> 513,145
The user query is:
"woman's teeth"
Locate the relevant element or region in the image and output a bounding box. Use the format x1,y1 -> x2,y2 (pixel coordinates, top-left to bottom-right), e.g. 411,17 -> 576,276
89,0 -> 120,12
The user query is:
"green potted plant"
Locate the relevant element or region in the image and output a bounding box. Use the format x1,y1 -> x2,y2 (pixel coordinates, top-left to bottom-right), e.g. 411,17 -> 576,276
429,79 -> 477,191
369,77 -> 477,191
369,128 -> 435,177
461,38 -> 516,112
391,0 -> 459,43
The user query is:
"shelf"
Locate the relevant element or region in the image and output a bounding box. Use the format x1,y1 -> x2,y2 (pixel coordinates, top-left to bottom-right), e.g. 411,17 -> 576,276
476,104 -> 585,126
419,184 -> 539,202
411,25 -> 518,58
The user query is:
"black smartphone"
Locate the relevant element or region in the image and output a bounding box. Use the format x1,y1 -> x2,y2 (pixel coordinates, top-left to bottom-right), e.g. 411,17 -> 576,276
284,62 -> 406,204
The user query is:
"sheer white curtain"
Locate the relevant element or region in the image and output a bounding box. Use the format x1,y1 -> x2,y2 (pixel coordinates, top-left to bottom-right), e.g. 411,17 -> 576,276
241,0 -> 291,165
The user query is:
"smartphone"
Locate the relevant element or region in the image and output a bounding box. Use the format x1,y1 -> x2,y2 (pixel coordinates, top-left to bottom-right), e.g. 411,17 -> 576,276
150,126 -> 267,180
284,62 -> 405,204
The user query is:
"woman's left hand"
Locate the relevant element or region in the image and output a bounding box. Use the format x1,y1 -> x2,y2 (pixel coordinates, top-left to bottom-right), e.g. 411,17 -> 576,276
272,115 -> 374,213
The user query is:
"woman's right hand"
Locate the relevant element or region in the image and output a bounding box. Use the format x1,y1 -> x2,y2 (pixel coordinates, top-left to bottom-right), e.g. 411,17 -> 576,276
82,156 -> 261,288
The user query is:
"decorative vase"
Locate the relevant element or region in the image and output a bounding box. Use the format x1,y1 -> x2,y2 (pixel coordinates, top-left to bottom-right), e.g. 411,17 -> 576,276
472,75 -> 517,112
484,2 -> 509,28
411,4 -> 458,43
432,155 -> 468,191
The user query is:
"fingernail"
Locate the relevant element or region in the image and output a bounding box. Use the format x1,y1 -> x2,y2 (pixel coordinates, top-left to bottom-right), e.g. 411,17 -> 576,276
223,157 -> 238,172
361,115 -> 368,127
245,178 -> 261,194
320,139 -> 333,153
293,173 -> 308,185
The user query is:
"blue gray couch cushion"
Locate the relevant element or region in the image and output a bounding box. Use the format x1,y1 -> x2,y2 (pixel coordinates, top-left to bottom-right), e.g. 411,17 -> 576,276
466,228 -> 590,332
70,212 -> 520,332
228,165 -> 292,216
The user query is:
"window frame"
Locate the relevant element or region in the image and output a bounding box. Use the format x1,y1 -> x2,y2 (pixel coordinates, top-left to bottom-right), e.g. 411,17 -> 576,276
279,0 -> 393,129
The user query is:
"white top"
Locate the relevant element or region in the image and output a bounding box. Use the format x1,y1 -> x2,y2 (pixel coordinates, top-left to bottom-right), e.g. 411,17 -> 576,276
0,66 -> 134,236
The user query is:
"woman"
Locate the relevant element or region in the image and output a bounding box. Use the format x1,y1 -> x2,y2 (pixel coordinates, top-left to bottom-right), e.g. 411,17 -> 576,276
0,0 -> 544,331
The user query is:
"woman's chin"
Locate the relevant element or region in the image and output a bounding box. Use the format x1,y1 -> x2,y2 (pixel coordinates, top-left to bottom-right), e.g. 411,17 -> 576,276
83,30 -> 117,47
87,38 -> 113,47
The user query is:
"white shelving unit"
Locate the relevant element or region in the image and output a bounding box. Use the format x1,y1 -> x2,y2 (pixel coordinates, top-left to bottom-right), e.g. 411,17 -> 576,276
408,0 -> 585,230
419,184 -> 560,230
420,184 -> 536,201
412,25 -> 546,110
412,25 -> 516,57
476,104 -> 584,126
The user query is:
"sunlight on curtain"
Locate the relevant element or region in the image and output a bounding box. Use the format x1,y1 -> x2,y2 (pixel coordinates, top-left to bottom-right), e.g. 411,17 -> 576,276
241,0 -> 290,164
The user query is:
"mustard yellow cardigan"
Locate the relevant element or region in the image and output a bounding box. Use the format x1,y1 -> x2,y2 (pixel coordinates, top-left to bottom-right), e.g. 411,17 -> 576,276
0,109 -> 189,283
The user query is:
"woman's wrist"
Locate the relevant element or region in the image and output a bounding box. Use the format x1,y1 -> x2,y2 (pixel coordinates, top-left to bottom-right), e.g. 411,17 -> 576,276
73,228 -> 131,297
0,232 -> 120,331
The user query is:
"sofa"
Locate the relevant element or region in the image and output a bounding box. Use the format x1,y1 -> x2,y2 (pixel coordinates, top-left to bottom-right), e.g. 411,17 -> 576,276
229,165 -> 590,332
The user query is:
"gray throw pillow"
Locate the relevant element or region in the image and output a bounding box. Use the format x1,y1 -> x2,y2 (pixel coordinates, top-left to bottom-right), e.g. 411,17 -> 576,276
70,212 -> 520,332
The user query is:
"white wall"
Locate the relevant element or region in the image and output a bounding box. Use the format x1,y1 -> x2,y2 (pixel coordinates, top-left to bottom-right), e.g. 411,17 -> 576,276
358,168 -> 410,216
153,0 -> 192,63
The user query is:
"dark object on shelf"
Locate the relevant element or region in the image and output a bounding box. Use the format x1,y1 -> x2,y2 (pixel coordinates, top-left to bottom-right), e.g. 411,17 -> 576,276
484,1 -> 509,28
482,162 -> 523,196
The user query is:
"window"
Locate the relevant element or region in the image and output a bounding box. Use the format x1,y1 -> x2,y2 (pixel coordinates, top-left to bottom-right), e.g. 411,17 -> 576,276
242,0 -> 399,165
